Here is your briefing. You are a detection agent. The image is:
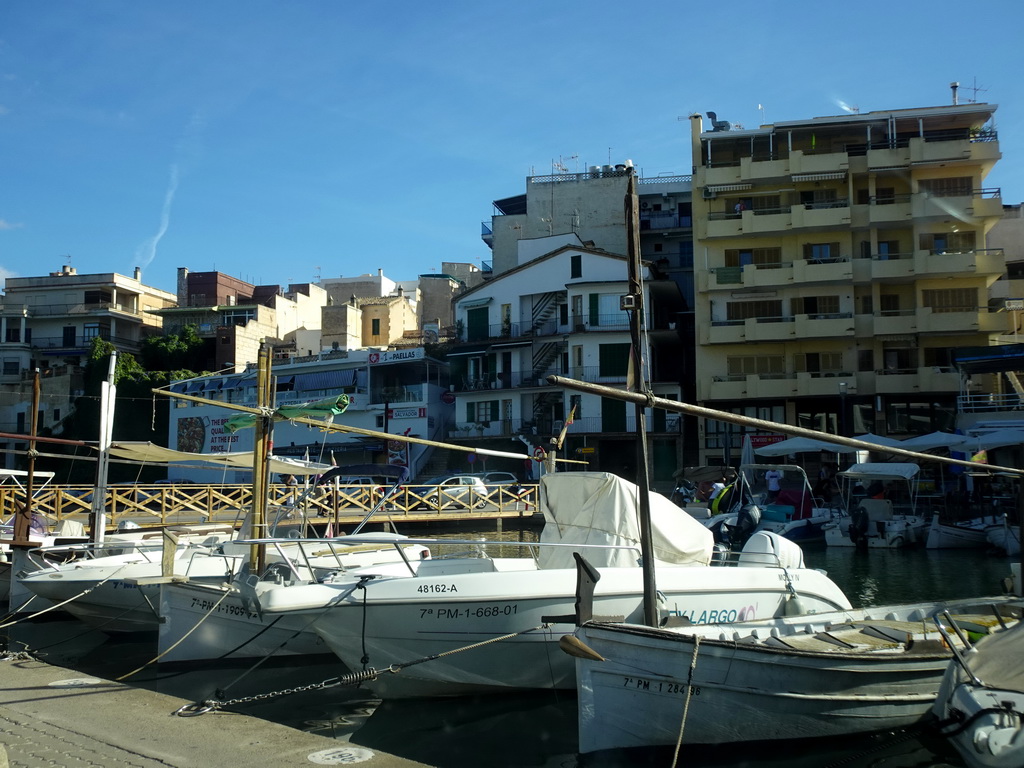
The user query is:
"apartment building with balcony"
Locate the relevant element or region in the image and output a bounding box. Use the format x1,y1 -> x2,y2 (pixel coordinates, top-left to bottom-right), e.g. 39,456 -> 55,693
689,102 -> 1006,463
0,264 -> 176,467
448,241 -> 686,489
481,164 -> 698,464
1,264 -> 176,372
151,268 -> 329,371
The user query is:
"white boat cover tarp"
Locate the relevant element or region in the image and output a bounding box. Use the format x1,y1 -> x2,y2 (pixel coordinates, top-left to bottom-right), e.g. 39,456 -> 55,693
537,472 -> 714,570
838,462 -> 920,481
105,441 -> 332,476
966,622 -> 1024,694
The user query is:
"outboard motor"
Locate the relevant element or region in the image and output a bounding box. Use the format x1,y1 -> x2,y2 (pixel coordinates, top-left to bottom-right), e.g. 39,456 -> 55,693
727,504 -> 762,550
848,505 -> 870,548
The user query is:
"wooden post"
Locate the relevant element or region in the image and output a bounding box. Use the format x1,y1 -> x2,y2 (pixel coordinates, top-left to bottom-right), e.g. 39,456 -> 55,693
625,170 -> 658,629
11,371 -> 41,546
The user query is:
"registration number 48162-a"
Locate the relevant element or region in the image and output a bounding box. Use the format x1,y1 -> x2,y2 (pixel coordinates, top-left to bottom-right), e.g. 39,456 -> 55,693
416,583 -> 457,593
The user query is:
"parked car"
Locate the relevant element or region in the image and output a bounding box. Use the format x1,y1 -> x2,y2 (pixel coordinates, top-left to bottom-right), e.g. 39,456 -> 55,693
408,474 -> 489,510
470,471 -> 520,487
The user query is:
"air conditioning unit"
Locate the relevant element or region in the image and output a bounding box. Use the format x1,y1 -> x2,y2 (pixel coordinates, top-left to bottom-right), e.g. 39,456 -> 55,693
702,188 -> 717,199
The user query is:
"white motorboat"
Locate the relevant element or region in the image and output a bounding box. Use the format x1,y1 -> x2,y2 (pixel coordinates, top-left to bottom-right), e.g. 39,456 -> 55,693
933,609 -> 1024,768
153,463 -> 429,662
249,471 -> 853,698
927,512 -> 1004,550
15,523 -> 240,630
16,465 -> 425,635
0,470 -> 84,598
569,595 -> 1023,753
824,463 -> 929,549
701,463 -> 842,549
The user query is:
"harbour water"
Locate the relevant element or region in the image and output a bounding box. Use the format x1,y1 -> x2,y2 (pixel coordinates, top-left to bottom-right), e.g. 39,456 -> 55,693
3,531 -> 1018,768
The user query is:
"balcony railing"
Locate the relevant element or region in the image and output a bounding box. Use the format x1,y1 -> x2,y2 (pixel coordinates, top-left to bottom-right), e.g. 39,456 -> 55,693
959,391 -> 1022,413
23,302 -> 141,317
467,314 -> 637,343
640,212 -> 693,230
31,334 -> 141,350
452,366 -> 627,393
449,413 -> 680,439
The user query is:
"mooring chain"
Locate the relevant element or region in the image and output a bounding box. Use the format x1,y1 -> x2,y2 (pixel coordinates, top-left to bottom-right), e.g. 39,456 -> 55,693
0,562 -> 132,629
175,622 -> 551,717
175,667 -> 385,716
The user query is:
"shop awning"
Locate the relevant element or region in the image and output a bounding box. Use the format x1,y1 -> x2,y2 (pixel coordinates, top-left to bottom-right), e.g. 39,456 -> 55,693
791,172 -> 846,182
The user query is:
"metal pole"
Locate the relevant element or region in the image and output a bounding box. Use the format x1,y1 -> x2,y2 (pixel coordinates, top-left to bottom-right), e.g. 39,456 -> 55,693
11,370 -> 41,546
546,375 -> 1024,477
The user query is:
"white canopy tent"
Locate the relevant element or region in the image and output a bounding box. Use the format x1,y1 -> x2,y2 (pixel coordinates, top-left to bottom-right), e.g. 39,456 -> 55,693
753,436 -> 856,457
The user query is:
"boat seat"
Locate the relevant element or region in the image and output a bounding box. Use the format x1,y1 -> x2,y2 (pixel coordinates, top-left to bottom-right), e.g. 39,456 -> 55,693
55,519 -> 86,537
859,499 -> 893,523
415,558 -> 498,576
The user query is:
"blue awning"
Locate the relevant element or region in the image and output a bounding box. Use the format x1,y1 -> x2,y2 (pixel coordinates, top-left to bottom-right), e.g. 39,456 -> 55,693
293,369 -> 358,391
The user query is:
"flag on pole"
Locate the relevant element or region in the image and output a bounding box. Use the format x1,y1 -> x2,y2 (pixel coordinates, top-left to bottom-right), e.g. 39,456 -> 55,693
555,404 -> 577,450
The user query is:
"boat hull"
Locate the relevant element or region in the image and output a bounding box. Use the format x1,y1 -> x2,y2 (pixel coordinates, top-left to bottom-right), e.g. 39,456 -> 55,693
299,562 -> 853,698
824,516 -> 927,549
18,553 -> 238,632
157,580 -> 332,663
933,621 -> 1024,768
927,514 -> 1001,549
576,597 -> 1023,752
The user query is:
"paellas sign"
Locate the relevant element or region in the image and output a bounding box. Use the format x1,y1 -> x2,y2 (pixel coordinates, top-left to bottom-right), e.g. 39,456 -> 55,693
367,349 -> 424,365
390,407 -> 425,419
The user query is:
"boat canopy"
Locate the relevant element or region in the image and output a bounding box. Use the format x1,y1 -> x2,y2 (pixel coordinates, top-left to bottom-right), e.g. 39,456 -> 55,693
537,472 -> 714,570
105,441 -> 333,476
838,463 -> 920,481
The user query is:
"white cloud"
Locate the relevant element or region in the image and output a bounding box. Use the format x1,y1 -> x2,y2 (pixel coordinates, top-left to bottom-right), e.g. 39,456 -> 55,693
0,218 -> 22,230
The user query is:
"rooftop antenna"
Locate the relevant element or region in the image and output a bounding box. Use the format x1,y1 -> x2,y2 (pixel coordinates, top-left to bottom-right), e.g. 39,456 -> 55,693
963,77 -> 987,104
314,265 -> 321,282
758,103 -> 766,124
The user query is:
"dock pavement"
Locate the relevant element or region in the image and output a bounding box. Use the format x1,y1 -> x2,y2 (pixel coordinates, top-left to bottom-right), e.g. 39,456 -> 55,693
0,654 -> 431,768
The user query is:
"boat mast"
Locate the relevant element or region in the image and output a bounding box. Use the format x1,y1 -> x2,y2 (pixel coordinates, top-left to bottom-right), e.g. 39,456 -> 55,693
625,169 -> 658,627
249,344 -> 274,573
90,351 -> 116,544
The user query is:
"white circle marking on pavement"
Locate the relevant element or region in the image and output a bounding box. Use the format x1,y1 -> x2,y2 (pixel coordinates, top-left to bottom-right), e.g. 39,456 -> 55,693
307,746 -> 376,765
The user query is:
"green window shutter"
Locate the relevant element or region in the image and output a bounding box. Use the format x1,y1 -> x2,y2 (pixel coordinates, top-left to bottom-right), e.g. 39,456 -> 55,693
589,294 -> 599,325
599,343 -> 631,377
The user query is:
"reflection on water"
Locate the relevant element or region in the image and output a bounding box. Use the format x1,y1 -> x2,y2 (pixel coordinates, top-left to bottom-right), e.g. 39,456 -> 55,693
4,521 -> 1016,768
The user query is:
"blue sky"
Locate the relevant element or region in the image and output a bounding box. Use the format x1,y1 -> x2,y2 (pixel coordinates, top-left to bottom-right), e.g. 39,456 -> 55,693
2,1 -> 1022,295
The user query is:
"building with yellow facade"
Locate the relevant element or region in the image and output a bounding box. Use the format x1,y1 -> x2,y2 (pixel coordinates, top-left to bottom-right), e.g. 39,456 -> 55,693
688,102 -> 1005,464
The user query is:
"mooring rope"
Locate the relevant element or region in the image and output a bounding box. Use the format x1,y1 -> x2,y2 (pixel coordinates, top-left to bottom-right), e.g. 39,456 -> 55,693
116,587 -> 233,680
671,635 -> 701,768
0,564 -> 131,629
